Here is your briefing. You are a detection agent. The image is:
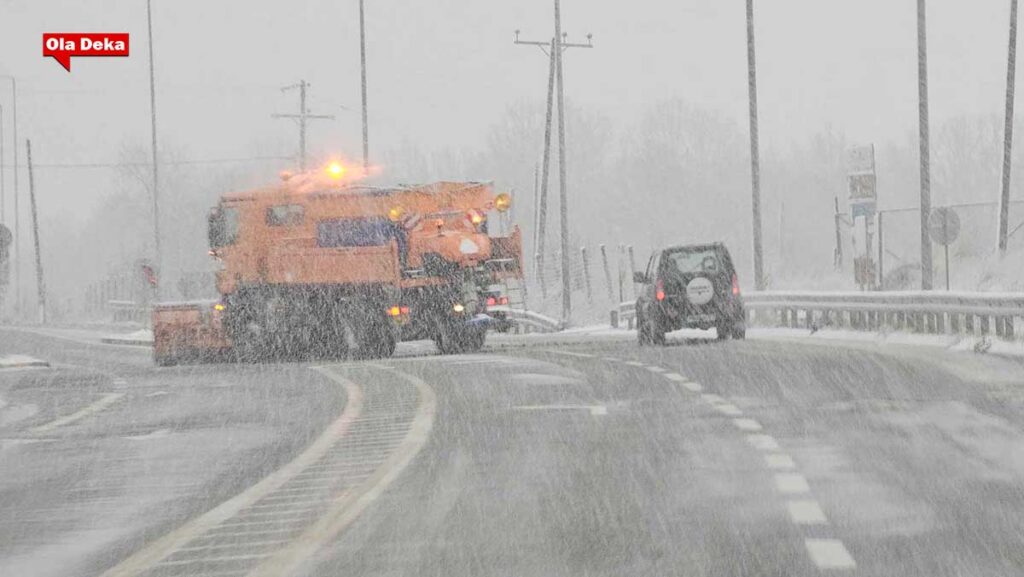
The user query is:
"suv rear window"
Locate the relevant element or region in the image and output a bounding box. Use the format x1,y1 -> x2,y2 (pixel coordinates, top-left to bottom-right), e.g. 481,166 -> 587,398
663,247 -> 725,275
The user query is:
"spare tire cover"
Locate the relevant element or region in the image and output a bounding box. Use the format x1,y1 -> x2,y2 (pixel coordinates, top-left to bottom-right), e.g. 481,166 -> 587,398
686,277 -> 714,305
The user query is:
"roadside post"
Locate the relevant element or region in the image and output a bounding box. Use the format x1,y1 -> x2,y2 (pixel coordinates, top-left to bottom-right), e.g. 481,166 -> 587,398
928,207 -> 960,291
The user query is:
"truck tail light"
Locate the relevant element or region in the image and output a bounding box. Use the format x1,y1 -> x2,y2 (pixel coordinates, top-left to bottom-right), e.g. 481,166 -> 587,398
732,274 -> 741,296
499,296 -> 509,305
656,279 -> 665,301
487,296 -> 497,307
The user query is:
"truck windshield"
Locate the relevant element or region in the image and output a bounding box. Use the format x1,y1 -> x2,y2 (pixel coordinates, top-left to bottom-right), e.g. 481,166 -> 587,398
317,217 -> 396,247
208,206 -> 239,248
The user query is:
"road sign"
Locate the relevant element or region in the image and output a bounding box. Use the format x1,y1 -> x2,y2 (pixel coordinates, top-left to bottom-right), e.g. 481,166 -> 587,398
928,207 -> 961,246
847,145 -> 877,219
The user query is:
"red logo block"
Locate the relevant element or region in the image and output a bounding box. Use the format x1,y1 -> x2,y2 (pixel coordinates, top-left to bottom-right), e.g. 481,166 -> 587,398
43,33 -> 129,72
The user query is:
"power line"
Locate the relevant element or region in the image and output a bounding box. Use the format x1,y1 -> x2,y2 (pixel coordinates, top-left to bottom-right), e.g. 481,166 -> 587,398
0,155 -> 293,170
272,80 -> 334,171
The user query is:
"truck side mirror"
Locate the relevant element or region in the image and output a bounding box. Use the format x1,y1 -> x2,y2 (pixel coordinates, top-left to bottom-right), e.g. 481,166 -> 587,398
632,271 -> 647,284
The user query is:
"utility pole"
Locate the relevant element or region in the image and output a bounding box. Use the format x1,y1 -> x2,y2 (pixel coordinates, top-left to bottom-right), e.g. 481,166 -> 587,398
25,140 -> 44,324
746,0 -> 765,291
359,0 -> 370,172
998,0 -> 1019,255
1,104 -> 5,224
146,0 -> 162,295
514,11 -> 592,324
917,0 -> 934,289
273,80 -> 334,172
553,0 -> 571,322
834,197 -> 844,270
2,76 -> 20,315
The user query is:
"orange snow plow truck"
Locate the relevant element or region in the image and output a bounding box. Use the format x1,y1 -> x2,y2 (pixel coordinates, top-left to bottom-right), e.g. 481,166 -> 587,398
152,164 -> 522,365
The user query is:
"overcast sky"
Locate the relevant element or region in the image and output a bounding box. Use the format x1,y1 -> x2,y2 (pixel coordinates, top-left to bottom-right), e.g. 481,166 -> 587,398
0,0 -> 1017,221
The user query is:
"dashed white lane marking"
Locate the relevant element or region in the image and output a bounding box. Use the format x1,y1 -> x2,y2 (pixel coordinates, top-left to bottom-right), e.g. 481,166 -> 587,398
552,351 -> 595,358
645,366 -> 666,373
602,357 -> 620,362
732,418 -> 762,431
113,378 -> 127,385
746,434 -> 780,451
701,393 -> 725,404
804,538 -> 857,570
512,404 -> 608,417
774,473 -> 811,495
787,500 -> 828,525
30,392 -> 126,433
764,454 -> 796,470
146,391 -> 168,398
715,403 -> 743,416
664,373 -> 687,382
680,381 -> 703,393
624,361 -> 645,367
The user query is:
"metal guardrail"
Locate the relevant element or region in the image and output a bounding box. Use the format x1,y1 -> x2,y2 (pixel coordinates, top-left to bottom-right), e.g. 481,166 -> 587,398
501,309 -> 564,333
612,291 -> 1023,340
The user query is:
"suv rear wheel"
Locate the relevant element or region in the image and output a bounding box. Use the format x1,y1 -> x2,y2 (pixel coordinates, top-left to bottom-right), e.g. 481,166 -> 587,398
639,310 -> 666,346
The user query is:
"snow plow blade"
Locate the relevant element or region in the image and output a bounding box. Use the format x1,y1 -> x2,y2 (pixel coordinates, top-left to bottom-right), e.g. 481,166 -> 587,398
152,300 -> 232,366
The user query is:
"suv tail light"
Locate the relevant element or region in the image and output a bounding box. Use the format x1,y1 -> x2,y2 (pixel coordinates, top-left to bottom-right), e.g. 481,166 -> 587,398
487,296 -> 497,307
656,278 -> 665,301
731,274 -> 741,297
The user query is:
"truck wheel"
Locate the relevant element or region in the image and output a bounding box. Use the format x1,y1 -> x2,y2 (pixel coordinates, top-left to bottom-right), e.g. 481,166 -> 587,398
351,320 -> 397,359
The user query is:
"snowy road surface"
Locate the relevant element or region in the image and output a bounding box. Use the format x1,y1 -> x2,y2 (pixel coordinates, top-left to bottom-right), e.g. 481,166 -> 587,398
2,327 -> 1024,576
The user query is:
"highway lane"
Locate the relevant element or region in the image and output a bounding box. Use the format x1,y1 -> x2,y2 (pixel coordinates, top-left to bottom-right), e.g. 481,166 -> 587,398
4,327 -> 1024,576
302,337 -> 1024,577
0,328 -> 349,577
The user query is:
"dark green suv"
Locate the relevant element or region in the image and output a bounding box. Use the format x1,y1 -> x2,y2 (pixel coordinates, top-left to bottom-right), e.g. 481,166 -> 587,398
634,243 -> 746,345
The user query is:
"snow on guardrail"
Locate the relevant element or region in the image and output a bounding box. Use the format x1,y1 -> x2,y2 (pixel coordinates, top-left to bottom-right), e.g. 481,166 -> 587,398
612,291 -> 1024,340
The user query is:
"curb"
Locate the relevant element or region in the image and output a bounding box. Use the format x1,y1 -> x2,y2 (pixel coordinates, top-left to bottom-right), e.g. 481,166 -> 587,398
0,360 -> 50,370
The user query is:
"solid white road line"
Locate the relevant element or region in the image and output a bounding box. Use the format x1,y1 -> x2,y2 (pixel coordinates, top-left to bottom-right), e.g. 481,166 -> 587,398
30,392 -> 126,433
746,434 -> 781,451
764,454 -> 797,470
663,373 -> 687,382
787,500 -> 828,525
732,418 -> 762,431
774,473 -> 811,495
804,538 -> 856,569
247,368 -> 437,577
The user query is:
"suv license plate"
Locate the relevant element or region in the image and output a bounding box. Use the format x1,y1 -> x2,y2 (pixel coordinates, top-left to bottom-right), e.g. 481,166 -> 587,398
687,313 -> 716,323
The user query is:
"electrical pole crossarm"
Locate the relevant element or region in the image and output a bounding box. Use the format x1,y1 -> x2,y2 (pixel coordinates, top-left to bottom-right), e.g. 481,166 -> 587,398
271,114 -> 335,120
